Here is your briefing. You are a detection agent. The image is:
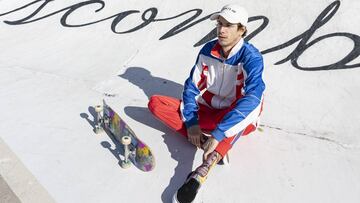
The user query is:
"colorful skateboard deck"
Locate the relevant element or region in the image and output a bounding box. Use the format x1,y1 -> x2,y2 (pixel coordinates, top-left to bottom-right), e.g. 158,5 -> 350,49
96,100 -> 155,172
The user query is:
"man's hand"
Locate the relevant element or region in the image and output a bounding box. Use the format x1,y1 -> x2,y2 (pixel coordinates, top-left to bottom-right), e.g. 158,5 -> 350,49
202,137 -> 219,160
187,125 -> 202,148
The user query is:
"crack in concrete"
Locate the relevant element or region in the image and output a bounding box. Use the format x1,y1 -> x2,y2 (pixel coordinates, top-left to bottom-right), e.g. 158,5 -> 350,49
259,124 -> 358,149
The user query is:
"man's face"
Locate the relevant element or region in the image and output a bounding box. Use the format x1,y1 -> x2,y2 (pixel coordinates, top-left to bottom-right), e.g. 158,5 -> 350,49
216,16 -> 245,49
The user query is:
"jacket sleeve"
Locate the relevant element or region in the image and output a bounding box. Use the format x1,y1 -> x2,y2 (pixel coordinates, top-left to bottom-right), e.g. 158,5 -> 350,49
211,55 -> 265,141
180,56 -> 203,128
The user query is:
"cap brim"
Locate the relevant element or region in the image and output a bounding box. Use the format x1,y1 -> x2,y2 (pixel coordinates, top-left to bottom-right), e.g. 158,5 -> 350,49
209,13 -> 239,24
210,13 -> 220,21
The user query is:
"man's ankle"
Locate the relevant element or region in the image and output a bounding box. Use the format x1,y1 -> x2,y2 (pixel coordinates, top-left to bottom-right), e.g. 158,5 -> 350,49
195,151 -> 221,177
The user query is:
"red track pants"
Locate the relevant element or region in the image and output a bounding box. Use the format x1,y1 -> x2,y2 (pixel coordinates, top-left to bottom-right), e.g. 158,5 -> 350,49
148,95 -> 258,157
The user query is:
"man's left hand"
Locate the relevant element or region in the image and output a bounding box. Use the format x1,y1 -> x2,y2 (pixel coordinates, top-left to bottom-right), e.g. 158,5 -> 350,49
202,137 -> 219,160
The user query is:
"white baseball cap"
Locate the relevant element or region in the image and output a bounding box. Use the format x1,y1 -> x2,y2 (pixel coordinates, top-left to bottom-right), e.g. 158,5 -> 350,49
210,4 -> 248,27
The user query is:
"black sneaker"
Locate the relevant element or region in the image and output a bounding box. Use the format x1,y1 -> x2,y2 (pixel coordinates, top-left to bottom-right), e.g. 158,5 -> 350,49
172,172 -> 203,203
173,151 -> 220,203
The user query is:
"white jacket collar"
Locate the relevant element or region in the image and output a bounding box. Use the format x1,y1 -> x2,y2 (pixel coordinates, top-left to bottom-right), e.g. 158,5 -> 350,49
227,38 -> 244,59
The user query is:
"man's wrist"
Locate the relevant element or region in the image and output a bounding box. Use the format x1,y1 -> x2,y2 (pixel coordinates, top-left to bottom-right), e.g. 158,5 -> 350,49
211,128 -> 226,142
185,117 -> 199,128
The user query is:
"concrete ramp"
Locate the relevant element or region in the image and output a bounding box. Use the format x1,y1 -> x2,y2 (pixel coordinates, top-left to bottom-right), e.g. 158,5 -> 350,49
0,0 -> 359,202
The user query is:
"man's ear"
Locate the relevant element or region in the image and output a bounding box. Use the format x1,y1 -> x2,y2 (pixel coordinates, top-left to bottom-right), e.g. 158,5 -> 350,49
239,26 -> 247,37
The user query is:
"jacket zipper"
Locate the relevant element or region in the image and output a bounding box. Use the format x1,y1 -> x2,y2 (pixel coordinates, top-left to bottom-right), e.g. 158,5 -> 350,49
218,61 -> 226,108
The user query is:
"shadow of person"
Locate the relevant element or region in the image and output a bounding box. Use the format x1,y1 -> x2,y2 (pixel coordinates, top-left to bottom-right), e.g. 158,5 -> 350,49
120,67 -> 197,202
118,66 -> 183,99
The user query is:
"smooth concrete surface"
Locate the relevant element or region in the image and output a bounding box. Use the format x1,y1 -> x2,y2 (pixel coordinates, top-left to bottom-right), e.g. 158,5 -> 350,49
0,174 -> 21,203
1,0 -> 359,202
0,138 -> 55,203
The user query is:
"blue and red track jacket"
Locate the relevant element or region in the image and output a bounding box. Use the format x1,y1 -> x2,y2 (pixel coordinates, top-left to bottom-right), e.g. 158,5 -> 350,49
180,38 -> 265,142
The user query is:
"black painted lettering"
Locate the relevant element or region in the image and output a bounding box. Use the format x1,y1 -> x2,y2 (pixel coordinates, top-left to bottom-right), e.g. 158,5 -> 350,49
0,0 -> 359,70
261,0 -> 360,70
0,0 -> 46,17
111,8 -> 157,34
157,9 -> 206,40
3,0 -> 57,25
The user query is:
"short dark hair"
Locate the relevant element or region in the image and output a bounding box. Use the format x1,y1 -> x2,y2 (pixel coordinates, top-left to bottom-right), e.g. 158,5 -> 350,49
238,24 -> 247,37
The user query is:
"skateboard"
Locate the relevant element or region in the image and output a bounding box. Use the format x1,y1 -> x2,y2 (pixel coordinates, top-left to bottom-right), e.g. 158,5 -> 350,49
94,100 -> 155,172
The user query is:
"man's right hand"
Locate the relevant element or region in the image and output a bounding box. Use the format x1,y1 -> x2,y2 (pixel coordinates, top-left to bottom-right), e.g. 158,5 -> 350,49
187,125 -> 202,148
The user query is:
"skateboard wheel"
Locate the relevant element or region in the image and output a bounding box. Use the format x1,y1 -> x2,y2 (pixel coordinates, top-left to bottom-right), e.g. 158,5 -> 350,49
121,160 -> 132,169
121,136 -> 131,145
94,126 -> 103,134
94,105 -> 103,113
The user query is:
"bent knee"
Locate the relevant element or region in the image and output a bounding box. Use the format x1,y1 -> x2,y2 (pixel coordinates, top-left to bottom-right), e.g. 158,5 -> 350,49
148,95 -> 158,113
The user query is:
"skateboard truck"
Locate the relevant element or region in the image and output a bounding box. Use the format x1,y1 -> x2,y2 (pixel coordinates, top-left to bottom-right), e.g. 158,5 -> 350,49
94,105 -> 104,134
121,135 -> 132,169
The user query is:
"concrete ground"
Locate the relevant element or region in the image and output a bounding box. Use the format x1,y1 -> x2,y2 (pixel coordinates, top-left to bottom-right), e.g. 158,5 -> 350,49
0,138 -> 54,203
1,0 -> 359,202
0,174 -> 21,203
